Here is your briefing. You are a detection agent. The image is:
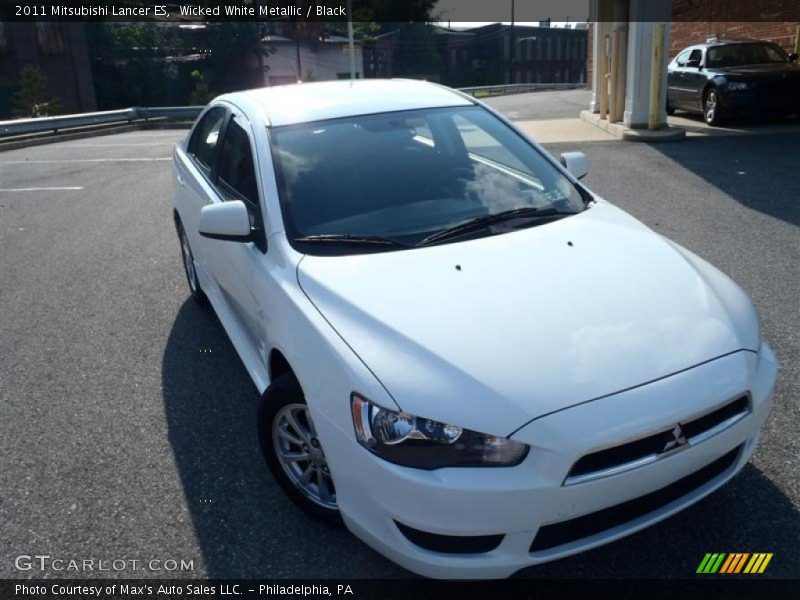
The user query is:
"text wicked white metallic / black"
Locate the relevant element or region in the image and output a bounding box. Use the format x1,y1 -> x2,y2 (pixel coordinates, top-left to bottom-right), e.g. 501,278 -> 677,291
171,79 -> 777,579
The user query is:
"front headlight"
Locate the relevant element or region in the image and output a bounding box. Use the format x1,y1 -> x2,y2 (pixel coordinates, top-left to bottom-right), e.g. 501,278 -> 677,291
351,393 -> 529,469
727,81 -> 749,91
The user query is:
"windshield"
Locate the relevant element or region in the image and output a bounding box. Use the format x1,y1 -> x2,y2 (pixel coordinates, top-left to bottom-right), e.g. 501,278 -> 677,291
706,43 -> 789,68
269,106 -> 587,254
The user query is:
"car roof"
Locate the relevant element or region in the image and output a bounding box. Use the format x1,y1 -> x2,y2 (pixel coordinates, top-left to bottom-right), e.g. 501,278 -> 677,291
674,38 -> 777,59
686,38 -> 774,51
218,79 -> 475,127
707,38 -> 772,47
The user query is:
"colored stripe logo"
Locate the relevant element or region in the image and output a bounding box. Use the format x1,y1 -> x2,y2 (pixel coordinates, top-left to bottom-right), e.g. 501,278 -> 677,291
697,553 -> 773,574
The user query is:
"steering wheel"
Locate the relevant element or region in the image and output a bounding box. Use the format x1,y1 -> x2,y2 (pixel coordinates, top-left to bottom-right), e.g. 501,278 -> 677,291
423,166 -> 475,200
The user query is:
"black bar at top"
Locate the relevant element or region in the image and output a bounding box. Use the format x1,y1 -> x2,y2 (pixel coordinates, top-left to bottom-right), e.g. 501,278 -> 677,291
2,0 -> 799,23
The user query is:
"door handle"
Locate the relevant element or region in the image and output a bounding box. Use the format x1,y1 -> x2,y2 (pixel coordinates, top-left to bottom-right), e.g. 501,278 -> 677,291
177,173 -> 186,186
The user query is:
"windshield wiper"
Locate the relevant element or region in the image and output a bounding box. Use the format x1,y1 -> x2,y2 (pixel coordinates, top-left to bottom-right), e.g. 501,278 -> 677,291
417,207 -> 579,247
293,234 -> 413,248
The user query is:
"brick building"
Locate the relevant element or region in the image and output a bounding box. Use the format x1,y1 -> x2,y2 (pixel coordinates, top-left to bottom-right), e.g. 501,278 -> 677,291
0,22 -> 96,118
670,23 -> 799,59
364,23 -> 588,88
468,23 -> 588,86
671,0 -> 800,57
587,1 -> 800,90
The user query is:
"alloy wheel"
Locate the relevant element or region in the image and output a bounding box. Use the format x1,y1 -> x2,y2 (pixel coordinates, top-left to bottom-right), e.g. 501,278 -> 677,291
272,403 -> 337,509
704,90 -> 718,124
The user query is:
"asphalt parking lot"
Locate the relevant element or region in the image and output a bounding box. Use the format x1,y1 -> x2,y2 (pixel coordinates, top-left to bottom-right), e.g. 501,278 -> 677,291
1,112 -> 798,579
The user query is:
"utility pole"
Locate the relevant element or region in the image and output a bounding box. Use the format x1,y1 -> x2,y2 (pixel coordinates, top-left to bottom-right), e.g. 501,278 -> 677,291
294,22 -> 302,82
347,0 -> 356,80
254,0 -> 265,84
509,0 -> 516,84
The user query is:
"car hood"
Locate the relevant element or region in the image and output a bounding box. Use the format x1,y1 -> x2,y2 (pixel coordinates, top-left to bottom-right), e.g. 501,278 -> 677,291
715,62 -> 800,78
297,201 -> 759,436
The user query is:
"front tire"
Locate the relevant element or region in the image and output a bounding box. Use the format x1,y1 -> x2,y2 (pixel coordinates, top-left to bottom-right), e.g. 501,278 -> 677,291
666,96 -> 675,116
258,374 -> 341,525
703,88 -> 722,125
177,222 -> 207,304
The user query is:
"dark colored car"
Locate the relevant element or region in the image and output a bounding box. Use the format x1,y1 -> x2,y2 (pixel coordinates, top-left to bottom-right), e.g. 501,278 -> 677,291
667,38 -> 800,125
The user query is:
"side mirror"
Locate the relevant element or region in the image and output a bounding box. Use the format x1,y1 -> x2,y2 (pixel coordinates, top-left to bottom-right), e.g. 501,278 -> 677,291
560,151 -> 589,180
198,200 -> 253,242
789,52 -> 799,62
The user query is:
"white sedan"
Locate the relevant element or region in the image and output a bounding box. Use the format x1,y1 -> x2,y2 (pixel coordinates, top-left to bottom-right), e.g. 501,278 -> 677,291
172,79 -> 777,579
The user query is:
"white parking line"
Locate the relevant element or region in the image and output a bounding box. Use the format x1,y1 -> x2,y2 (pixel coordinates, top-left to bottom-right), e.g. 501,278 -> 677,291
1,158 -> 171,164
0,187 -> 85,192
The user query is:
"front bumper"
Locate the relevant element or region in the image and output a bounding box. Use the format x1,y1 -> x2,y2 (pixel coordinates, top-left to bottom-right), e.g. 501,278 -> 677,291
720,87 -> 799,115
313,345 -> 777,579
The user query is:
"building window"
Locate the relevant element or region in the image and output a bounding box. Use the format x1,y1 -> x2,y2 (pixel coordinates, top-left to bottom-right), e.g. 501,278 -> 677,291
35,22 -> 66,55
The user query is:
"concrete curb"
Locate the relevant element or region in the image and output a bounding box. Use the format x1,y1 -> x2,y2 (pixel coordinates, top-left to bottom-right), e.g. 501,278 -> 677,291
580,110 -> 686,142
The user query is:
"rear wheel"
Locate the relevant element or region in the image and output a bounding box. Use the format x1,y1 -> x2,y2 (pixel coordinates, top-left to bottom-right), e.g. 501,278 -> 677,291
666,96 -> 675,116
177,222 -> 206,303
258,374 -> 341,525
703,88 -> 722,125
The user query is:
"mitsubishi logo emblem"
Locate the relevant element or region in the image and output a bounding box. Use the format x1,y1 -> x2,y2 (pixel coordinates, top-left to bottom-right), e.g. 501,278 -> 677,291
662,424 -> 688,453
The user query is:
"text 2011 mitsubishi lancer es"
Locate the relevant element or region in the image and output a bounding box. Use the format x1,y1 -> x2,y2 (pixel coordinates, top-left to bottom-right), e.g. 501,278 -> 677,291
172,80 -> 777,579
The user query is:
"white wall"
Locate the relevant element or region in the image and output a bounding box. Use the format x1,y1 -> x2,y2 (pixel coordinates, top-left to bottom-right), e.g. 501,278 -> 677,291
259,41 -> 364,85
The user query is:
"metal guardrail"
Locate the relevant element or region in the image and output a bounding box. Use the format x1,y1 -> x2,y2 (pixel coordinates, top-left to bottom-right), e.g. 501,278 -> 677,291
0,84 -> 584,137
0,106 -> 204,137
458,83 -> 585,96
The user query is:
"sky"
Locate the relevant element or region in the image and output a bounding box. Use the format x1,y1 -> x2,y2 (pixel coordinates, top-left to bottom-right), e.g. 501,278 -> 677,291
437,22 -> 585,30
434,0 -> 592,23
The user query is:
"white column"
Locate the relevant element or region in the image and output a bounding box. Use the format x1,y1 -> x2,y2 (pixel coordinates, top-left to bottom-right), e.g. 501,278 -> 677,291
623,0 -> 671,128
589,0 -> 614,112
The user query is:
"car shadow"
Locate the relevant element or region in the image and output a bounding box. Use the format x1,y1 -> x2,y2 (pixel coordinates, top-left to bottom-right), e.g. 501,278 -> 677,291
670,110 -> 799,128
653,133 -> 799,228
514,463 -> 800,578
160,298 -> 409,578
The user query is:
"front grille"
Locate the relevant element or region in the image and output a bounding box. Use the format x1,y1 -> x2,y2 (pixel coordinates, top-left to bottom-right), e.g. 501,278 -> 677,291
395,522 -> 504,554
530,445 -> 741,552
754,79 -> 800,108
565,395 -> 748,485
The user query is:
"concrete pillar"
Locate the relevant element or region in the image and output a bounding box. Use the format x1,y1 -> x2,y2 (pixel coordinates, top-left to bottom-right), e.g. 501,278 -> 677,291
623,0 -> 671,128
589,0 -> 615,113
608,1 -> 629,123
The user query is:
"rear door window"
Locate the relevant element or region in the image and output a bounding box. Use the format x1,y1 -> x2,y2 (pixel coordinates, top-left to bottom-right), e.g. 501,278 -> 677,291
675,50 -> 691,67
189,107 -> 226,173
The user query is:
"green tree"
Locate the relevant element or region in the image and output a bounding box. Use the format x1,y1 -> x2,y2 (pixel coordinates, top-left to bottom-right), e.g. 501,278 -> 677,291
204,22 -> 273,92
12,65 -> 61,117
86,22 -> 186,108
188,70 -> 212,105
328,0 -> 440,41
391,23 -> 444,78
